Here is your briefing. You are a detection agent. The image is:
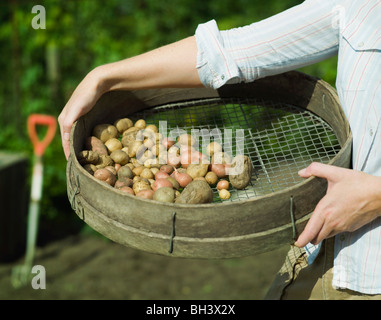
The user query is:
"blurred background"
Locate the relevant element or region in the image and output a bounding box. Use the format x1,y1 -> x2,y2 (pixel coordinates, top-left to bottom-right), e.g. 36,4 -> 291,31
0,0 -> 338,300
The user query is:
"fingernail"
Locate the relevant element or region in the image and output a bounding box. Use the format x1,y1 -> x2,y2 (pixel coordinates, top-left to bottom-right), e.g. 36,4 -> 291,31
298,168 -> 306,175
64,132 -> 70,141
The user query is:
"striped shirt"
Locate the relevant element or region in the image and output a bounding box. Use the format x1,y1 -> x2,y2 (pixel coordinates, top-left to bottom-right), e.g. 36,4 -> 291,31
195,0 -> 381,294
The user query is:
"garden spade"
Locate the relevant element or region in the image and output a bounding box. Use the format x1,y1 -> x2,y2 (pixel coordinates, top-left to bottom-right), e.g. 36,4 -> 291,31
12,114 -> 57,288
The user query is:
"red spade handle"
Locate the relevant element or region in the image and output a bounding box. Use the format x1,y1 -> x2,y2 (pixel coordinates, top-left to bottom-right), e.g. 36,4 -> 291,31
27,114 -> 57,156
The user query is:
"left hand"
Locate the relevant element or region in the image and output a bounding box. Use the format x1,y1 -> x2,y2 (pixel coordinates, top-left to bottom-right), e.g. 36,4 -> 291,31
294,162 -> 381,248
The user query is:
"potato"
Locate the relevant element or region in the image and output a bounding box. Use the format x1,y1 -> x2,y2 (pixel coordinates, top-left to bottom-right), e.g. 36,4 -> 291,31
133,180 -> 152,195
118,165 -> 134,180
136,189 -> 155,200
134,119 -> 146,129
162,137 -> 175,150
229,155 -> 253,190
160,164 -> 174,175
105,138 -> 123,153
178,133 -> 196,146
123,126 -> 140,135
85,136 -> 108,156
132,165 -> 145,177
128,140 -> 143,158
78,150 -> 99,165
95,155 -> 114,169
152,178 -> 173,192
145,124 -> 158,133
114,118 -> 133,134
219,189 -> 231,200
114,179 -> 133,189
211,151 -> 231,165
153,187 -> 175,203
140,168 -> 154,180
206,142 -> 223,156
114,163 -> 122,173
173,171 -> 193,188
110,150 -> 129,165
186,164 -> 209,179
105,165 -> 117,176
155,171 -> 169,180
175,180 -> 213,204
151,143 -> 165,157
143,138 -> 155,149
210,164 -> 228,178
205,171 -> 218,185
130,158 -> 142,168
94,168 -> 116,186
119,186 -> 135,195
121,130 -> 139,148
217,179 -> 229,190
93,124 -> 118,143
167,146 -> 181,168
151,167 -> 159,176
144,158 -> 160,169
166,176 -> 180,190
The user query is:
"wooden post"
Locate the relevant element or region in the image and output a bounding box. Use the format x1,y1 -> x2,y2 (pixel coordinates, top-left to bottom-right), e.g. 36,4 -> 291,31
0,152 -> 29,262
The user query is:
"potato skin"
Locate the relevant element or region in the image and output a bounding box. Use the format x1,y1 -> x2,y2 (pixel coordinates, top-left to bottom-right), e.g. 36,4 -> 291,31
93,124 -> 118,142
78,150 -> 99,165
85,136 -> 108,156
94,168 -> 116,186
133,180 -> 152,195
114,118 -> 133,134
186,164 -> 209,179
110,150 -> 130,165
175,180 -> 213,204
136,189 -> 155,200
229,155 -> 253,190
153,187 -> 175,203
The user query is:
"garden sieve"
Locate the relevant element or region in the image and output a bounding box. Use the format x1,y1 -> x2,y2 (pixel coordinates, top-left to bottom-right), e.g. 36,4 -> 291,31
67,71 -> 352,258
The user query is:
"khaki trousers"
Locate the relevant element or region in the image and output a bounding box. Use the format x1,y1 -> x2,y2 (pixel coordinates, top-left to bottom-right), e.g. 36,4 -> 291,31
265,238 -> 381,300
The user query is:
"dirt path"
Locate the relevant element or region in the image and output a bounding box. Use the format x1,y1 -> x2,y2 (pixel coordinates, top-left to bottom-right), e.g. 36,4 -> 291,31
0,233 -> 289,300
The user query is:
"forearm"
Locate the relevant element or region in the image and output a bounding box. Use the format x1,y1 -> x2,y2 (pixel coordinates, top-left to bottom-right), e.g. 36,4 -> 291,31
59,36 -> 202,159
96,36 -> 203,94
196,0 -> 340,89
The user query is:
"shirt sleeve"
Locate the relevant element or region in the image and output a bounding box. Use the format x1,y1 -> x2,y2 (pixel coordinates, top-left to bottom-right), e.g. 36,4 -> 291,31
195,0 -> 341,89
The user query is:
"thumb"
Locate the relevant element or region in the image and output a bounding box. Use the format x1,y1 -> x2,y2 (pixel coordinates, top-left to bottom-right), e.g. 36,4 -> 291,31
298,162 -> 341,181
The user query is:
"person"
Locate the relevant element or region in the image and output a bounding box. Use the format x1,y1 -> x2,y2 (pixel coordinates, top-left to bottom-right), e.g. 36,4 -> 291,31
59,0 -> 381,299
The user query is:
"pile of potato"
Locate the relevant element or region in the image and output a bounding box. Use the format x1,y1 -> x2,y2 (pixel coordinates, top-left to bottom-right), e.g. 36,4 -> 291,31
78,118 -> 253,204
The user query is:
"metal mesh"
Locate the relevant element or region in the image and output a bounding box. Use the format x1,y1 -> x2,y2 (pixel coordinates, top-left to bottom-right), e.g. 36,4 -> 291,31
130,98 -> 341,203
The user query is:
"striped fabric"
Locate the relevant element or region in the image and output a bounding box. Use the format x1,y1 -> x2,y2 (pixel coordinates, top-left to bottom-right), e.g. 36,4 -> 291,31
195,0 -> 381,294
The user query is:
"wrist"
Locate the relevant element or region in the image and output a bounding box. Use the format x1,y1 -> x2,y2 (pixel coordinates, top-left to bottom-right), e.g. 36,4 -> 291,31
88,65 -> 111,98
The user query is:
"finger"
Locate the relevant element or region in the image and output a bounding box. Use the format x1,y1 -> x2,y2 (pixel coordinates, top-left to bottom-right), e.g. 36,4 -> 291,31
58,108 -> 73,160
298,162 -> 342,181
294,206 -> 325,248
62,133 -> 71,160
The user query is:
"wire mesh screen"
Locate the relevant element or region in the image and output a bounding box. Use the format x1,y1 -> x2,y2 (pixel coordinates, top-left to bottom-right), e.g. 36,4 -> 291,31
130,98 -> 341,203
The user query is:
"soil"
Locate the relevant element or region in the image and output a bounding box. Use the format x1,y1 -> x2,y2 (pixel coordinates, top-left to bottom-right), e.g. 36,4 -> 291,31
0,231 -> 289,300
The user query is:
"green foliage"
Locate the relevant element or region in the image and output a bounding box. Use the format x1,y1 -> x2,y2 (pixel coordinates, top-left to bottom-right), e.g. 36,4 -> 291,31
0,0 -> 338,228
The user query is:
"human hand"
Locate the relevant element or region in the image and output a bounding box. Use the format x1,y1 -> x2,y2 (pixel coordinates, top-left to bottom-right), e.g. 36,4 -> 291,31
58,68 -> 105,160
294,162 -> 381,248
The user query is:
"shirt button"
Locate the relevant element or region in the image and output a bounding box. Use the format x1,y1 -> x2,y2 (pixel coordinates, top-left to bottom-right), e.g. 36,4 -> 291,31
369,128 -> 374,136
340,234 -> 346,241
221,75 -> 225,80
